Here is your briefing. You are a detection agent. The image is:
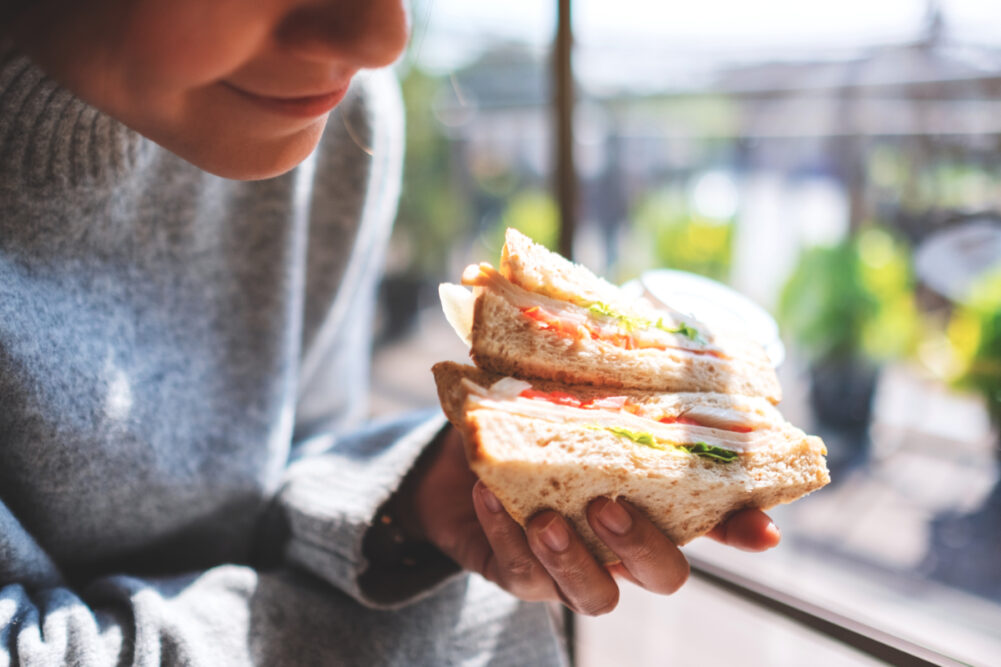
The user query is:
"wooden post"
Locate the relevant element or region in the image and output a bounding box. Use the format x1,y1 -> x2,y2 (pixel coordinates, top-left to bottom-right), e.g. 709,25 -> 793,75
554,0 -> 576,259
555,16 -> 579,663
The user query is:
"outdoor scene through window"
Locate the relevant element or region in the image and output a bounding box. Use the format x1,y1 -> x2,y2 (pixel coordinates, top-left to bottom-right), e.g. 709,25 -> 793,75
375,2 -> 1001,664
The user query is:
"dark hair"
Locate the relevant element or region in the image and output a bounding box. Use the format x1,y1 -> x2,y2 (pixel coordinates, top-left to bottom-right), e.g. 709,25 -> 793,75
1,0 -> 52,47
1,0 -> 35,33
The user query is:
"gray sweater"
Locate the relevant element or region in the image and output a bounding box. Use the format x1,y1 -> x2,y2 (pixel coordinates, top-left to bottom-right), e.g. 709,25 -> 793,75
0,51 -> 565,666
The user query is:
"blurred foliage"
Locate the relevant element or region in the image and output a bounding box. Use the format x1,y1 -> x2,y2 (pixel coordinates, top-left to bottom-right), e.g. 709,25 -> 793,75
867,145 -> 908,192
947,268 -> 1001,424
470,153 -> 520,199
867,145 -> 1001,214
932,163 -> 996,210
778,226 -> 919,363
627,187 -> 733,282
624,95 -> 737,152
481,189 -> 559,257
391,67 -> 471,278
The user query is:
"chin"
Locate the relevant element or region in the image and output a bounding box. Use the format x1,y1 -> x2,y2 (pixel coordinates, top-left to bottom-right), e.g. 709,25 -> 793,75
170,120 -> 328,181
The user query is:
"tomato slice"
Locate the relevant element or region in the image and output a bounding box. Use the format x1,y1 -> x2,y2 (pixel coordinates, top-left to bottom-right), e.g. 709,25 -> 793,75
519,389 -> 582,408
521,307 -> 587,340
586,396 -> 629,409
518,307 -> 723,355
518,389 -> 754,434
658,415 -> 753,433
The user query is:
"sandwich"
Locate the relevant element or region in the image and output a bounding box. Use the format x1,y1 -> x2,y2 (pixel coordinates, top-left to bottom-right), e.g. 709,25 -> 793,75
439,228 -> 782,402
434,228 -> 828,561
433,361 -> 829,564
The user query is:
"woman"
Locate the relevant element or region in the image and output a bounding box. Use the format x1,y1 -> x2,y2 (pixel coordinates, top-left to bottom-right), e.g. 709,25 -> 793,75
0,1 -> 779,664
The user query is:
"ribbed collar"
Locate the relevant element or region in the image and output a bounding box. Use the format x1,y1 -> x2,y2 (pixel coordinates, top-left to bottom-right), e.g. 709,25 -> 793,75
0,48 -> 151,189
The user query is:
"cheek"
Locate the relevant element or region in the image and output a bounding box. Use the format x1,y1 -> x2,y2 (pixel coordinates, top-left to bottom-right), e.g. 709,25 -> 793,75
141,83 -> 331,180
120,0 -> 280,92
178,110 -> 329,180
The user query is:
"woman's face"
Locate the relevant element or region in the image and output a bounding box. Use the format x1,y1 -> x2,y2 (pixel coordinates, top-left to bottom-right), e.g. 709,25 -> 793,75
14,0 -> 409,179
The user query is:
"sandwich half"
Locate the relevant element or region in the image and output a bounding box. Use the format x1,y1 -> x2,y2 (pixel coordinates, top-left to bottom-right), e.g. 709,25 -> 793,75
440,228 -> 782,402
432,361 -> 829,564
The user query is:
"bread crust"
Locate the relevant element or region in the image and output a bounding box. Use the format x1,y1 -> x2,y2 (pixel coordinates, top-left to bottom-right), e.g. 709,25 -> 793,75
501,228 -> 626,309
466,411 -> 827,563
431,361 -> 829,563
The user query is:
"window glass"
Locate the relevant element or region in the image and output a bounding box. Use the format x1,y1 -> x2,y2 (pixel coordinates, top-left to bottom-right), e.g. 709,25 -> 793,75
375,2 -> 1001,662
572,0 -> 1001,663
376,0 -> 556,367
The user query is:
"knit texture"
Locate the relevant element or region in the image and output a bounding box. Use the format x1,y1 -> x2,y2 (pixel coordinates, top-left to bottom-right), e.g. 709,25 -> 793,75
0,49 -> 566,666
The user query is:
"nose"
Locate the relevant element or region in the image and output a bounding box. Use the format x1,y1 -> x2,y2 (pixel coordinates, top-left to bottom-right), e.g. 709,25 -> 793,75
276,0 -> 410,69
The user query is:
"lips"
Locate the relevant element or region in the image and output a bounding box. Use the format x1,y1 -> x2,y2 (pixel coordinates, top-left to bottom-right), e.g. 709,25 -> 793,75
225,83 -> 351,118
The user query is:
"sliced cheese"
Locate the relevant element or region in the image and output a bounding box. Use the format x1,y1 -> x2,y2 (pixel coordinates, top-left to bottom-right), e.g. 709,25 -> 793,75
468,393 -> 772,453
439,282 -> 476,347
679,405 -> 773,432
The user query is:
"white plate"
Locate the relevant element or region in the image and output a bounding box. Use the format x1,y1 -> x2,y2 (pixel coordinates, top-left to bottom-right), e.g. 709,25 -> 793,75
623,269 -> 785,367
914,219 -> 1001,304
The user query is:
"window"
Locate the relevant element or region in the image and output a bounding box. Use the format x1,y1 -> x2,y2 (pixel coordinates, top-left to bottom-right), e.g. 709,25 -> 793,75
376,1 -> 1001,663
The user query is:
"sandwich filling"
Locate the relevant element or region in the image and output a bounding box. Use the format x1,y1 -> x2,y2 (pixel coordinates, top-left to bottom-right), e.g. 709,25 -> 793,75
461,263 -> 721,356
462,377 -> 779,461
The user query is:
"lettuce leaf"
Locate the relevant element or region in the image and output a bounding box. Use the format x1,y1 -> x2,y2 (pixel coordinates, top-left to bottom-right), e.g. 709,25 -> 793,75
604,426 -> 660,447
655,318 -> 704,343
680,442 -> 739,463
587,302 -> 649,332
596,426 -> 737,463
584,300 -> 703,342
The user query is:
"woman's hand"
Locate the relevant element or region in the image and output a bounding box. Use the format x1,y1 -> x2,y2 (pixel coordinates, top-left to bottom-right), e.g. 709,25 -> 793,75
411,427 -> 780,616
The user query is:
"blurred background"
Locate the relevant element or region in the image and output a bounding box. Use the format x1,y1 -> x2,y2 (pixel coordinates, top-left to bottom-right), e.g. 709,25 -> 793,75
370,1 -> 1001,664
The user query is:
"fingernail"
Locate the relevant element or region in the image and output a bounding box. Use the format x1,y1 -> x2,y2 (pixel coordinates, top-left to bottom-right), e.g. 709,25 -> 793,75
766,521 -> 781,542
480,485 -> 502,513
539,516 -> 570,553
596,498 -> 632,535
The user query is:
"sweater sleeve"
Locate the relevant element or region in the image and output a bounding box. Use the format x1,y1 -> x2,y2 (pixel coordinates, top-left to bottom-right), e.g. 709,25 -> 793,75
1,566 -> 256,667
2,495 -> 567,667
0,498 -> 324,667
1,557 -> 559,667
277,69 -> 460,607
276,411 -> 462,610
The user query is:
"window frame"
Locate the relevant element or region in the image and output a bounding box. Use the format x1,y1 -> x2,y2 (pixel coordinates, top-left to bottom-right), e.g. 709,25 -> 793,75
550,3 -> 991,665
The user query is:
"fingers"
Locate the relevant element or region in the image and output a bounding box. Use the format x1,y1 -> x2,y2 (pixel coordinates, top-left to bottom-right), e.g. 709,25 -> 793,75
472,482 -> 557,602
467,486 -> 772,615
472,482 -> 620,614
604,561 -> 643,587
707,508 -> 781,552
586,498 -> 690,595
525,511 -> 620,616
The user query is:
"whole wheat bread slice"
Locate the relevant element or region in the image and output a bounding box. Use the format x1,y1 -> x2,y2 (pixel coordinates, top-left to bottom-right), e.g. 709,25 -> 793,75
470,289 -> 782,401
432,362 -> 829,563
463,228 -> 782,401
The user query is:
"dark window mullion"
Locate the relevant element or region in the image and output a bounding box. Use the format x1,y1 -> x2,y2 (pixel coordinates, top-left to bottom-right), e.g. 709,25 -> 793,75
554,0 -> 576,260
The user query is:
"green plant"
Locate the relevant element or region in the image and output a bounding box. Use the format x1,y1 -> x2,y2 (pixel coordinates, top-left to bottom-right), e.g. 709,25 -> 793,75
627,187 -> 734,283
482,189 -> 559,255
778,226 -> 919,364
947,268 -> 1001,425
391,66 -> 472,278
